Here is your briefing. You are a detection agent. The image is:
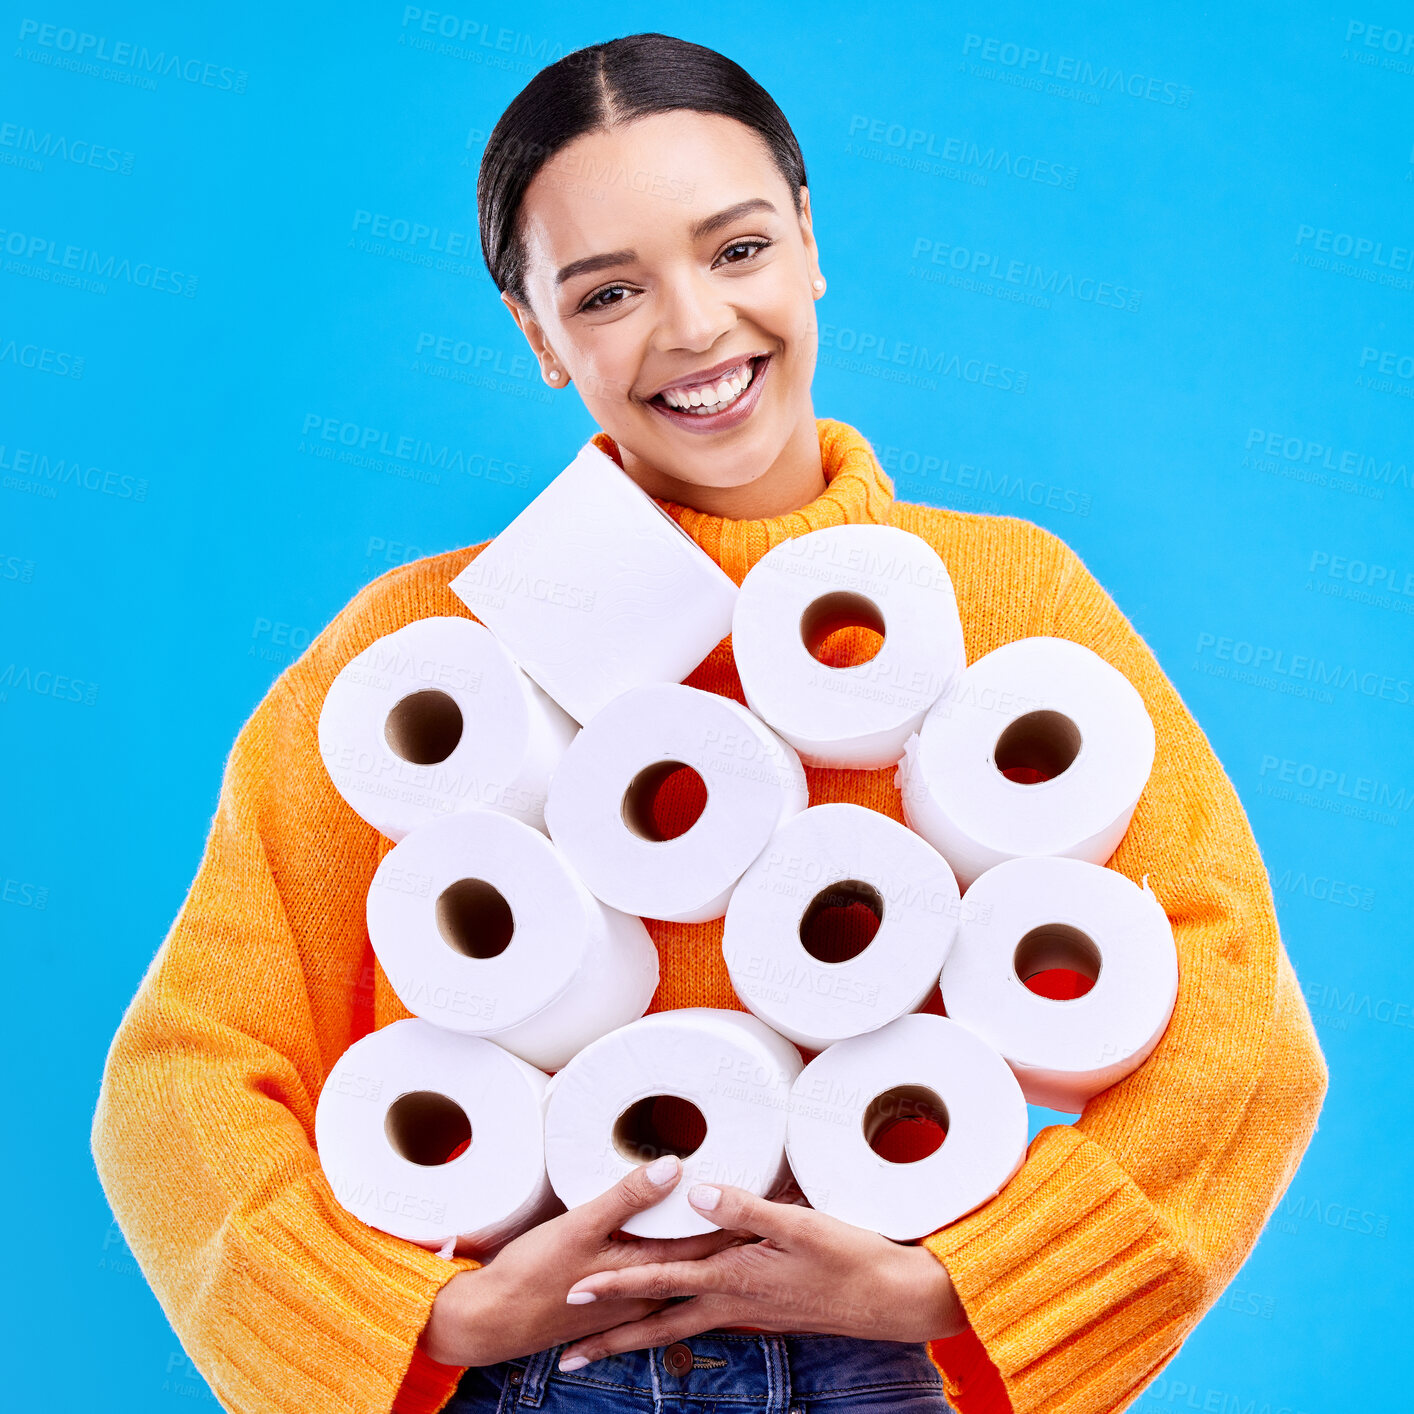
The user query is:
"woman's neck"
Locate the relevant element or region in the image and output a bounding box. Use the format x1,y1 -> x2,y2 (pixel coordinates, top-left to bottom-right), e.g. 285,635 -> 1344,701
614,413 -> 828,520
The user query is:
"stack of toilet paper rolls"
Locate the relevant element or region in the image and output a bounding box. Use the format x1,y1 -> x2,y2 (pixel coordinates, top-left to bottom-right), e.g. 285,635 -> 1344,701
312,440 -> 1178,1259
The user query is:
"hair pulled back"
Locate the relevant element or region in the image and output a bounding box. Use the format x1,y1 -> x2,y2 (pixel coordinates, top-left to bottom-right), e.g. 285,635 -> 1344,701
478,32 -> 808,305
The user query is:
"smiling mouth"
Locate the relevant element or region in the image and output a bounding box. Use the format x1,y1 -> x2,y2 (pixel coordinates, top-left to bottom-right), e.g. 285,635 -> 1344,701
648,355 -> 770,418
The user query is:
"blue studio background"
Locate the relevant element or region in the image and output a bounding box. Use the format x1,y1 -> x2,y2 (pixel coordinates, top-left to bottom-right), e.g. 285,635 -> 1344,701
4,3 -> 1410,1408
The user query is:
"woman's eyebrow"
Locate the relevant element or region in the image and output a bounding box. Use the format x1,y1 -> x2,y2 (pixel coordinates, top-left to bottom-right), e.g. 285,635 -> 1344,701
554,197 -> 780,287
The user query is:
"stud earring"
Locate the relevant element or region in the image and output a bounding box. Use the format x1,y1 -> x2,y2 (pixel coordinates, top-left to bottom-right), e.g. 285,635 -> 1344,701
548,369 -> 560,381
812,278 -> 825,291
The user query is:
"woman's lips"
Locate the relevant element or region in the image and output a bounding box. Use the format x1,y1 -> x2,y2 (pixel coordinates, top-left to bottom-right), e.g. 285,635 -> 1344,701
647,355 -> 771,434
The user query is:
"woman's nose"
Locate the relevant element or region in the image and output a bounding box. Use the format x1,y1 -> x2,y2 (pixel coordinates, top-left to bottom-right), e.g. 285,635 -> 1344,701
657,267 -> 735,352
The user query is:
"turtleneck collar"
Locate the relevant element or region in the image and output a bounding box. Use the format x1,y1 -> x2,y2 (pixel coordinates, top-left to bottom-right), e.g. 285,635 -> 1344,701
589,417 -> 897,585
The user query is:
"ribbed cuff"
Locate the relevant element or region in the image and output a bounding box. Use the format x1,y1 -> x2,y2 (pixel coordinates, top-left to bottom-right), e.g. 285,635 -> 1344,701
232,1174 -> 482,1414
920,1126 -> 1196,1414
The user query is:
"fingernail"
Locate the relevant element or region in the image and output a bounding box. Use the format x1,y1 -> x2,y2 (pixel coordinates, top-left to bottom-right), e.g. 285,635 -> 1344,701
559,1355 -> 590,1372
689,1183 -> 720,1210
646,1154 -> 679,1185
565,1290 -> 597,1304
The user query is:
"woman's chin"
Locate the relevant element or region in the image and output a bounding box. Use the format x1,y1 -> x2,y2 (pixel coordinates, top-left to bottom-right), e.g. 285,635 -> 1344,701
648,443 -> 778,494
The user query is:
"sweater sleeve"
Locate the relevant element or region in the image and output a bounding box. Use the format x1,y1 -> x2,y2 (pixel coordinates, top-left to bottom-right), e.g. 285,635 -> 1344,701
90,565 -> 488,1414
918,528 -> 1329,1414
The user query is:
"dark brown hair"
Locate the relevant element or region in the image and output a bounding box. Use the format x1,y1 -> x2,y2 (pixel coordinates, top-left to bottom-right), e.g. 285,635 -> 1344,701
478,33 -> 808,305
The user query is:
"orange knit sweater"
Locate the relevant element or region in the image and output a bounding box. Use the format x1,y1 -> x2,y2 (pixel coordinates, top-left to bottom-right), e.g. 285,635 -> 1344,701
91,417 -> 1328,1414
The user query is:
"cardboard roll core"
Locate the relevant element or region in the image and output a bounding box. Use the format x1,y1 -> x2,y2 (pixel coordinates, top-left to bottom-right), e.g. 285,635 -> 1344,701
384,1090 -> 472,1166
435,878 -> 515,959
384,689 -> 464,766
994,709 -> 1081,785
800,590 -> 886,668
1014,922 -> 1101,1001
798,879 -> 884,964
612,1094 -> 708,1164
620,760 -> 709,842
862,1083 -> 949,1163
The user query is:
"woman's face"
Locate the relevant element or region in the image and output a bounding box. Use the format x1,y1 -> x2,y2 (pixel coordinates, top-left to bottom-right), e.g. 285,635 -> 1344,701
504,110 -> 823,497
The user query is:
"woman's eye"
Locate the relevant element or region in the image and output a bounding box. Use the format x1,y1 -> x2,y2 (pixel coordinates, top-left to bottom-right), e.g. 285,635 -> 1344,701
578,241 -> 772,312
718,238 -> 773,265
581,284 -> 632,313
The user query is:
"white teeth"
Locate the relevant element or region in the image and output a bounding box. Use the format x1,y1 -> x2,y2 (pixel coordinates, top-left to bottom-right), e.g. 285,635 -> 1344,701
660,359 -> 757,411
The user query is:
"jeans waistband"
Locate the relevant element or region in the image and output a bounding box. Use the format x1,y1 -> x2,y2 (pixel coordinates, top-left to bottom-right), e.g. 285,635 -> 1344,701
489,1330 -> 947,1410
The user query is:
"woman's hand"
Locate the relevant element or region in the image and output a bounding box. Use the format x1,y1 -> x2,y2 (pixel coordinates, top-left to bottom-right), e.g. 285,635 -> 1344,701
419,1155 -> 752,1368
554,1180 -> 968,1371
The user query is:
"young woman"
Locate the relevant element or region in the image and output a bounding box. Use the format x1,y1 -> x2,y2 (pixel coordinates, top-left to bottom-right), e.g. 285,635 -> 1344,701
93,32 -> 1328,1414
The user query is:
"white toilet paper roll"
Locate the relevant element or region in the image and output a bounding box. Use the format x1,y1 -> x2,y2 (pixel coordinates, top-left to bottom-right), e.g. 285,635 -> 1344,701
896,636 -> 1155,888
543,683 -> 809,923
542,1007 -> 803,1237
366,809 -> 660,1071
939,856 -> 1178,1113
317,616 -> 578,842
786,1013 -> 1027,1240
315,1018 -> 560,1255
448,441 -> 739,726
732,525 -> 966,769
722,803 -> 961,1050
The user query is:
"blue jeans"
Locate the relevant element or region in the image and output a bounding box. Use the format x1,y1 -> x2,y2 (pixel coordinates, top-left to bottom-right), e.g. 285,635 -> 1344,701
445,1331 -> 954,1412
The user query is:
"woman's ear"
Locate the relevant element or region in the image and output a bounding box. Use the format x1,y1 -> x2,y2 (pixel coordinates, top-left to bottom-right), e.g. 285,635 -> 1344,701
798,187 -> 823,294
502,290 -> 545,355
502,291 -> 564,385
